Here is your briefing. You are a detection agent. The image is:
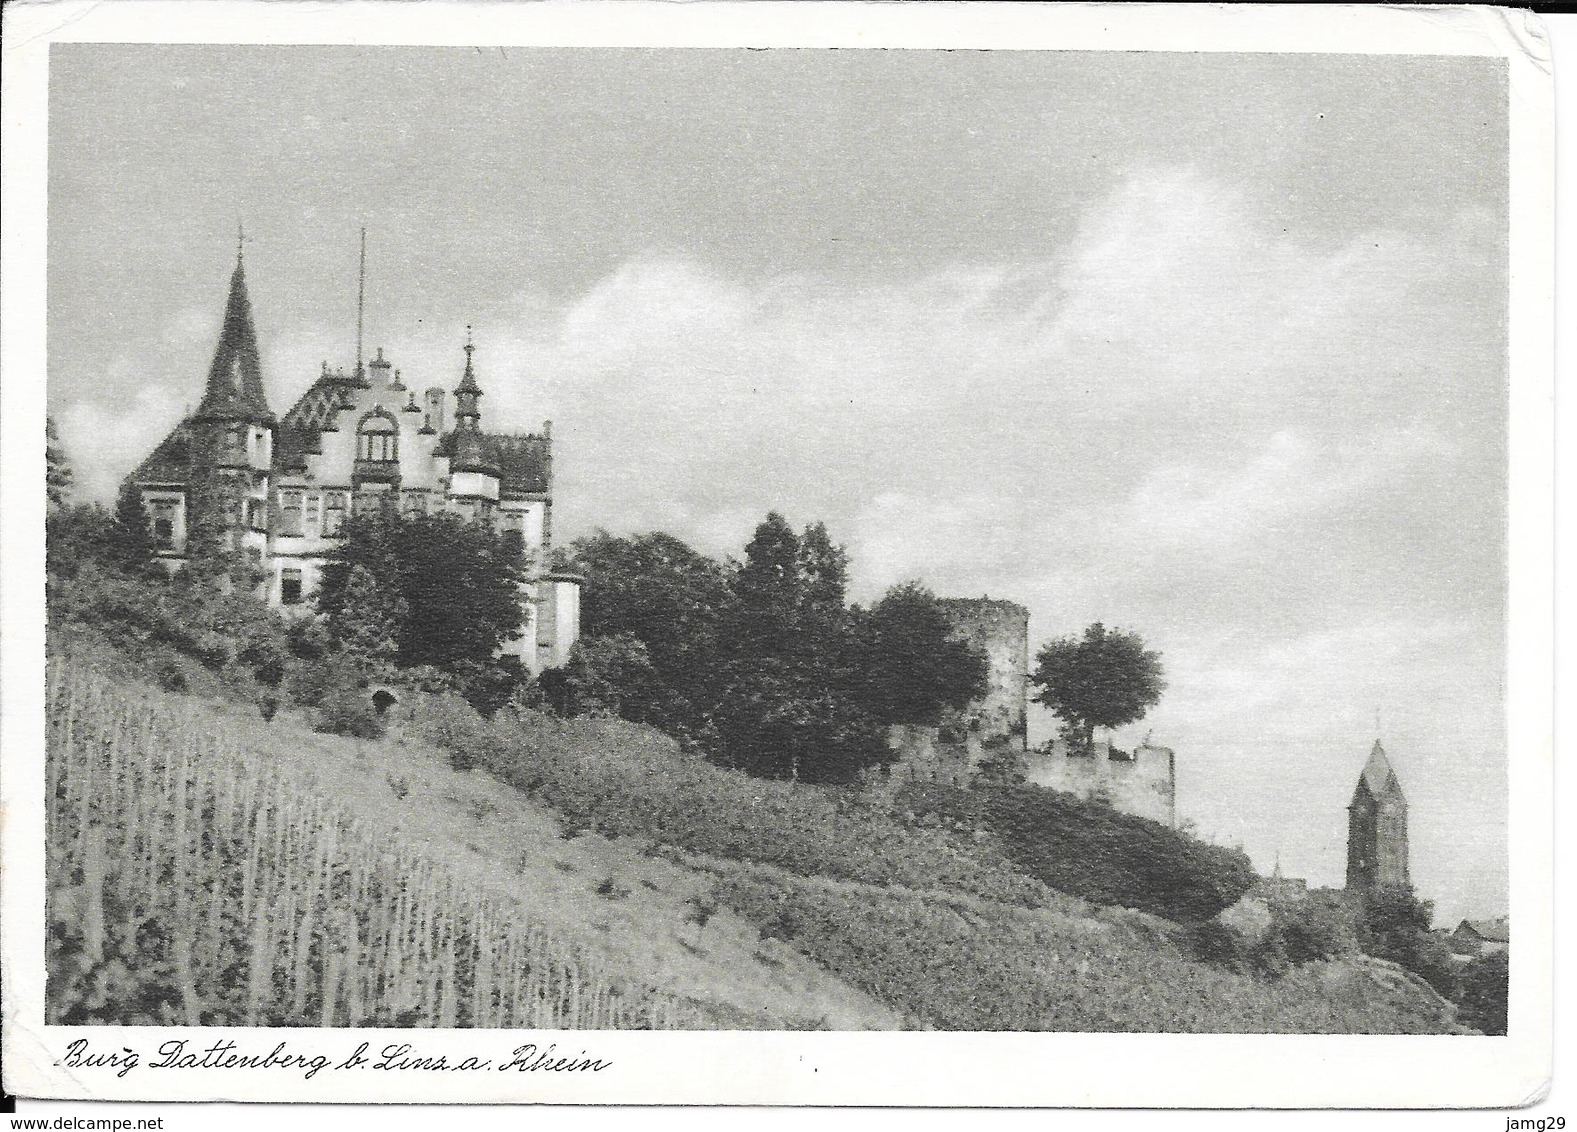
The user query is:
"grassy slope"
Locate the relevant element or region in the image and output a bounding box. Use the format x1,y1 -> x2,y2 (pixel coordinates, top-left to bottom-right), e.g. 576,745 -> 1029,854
180,689 -> 905,1030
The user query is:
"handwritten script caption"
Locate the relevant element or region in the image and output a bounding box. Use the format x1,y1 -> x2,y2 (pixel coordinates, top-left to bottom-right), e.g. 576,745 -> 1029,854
57,1037 -> 611,1079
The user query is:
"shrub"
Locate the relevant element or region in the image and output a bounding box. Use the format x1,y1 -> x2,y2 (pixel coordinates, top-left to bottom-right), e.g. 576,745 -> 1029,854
1356,884 -> 1458,997
1455,949 -> 1508,1035
1269,897 -> 1354,965
594,876 -> 630,900
1186,920 -> 1252,969
977,783 -> 1257,922
287,652 -> 363,711
150,651 -> 189,693
47,563 -> 300,708
448,658 -> 526,719
314,686 -> 384,740
241,636 -> 288,688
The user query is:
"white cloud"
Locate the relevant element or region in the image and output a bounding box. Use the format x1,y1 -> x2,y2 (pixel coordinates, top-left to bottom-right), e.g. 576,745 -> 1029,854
58,379 -> 185,503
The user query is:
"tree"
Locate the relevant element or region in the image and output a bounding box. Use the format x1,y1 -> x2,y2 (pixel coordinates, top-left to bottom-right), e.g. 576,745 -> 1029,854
569,530 -> 731,735
1357,884 -> 1459,998
47,505 -> 117,579
44,487 -> 154,581
318,511 -> 526,671
109,481 -> 157,576
729,511 -> 803,658
574,517 -> 991,787
797,521 -> 849,616
854,582 -> 988,727
325,563 -> 405,678
1031,622 -> 1165,753
46,416 -> 72,511
538,633 -> 657,718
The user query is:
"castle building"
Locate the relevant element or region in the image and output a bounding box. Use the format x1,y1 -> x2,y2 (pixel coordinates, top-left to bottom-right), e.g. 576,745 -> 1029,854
935,598 -> 1030,761
1345,739 -> 1410,891
128,247 -> 581,673
1024,734 -> 1178,828
882,597 -> 1029,788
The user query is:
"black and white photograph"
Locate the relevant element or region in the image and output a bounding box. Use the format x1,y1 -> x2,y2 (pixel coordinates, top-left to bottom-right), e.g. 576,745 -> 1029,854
1,0 -> 1556,1111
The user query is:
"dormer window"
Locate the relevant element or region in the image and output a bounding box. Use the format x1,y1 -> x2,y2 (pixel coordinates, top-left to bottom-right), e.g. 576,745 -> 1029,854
357,414 -> 398,462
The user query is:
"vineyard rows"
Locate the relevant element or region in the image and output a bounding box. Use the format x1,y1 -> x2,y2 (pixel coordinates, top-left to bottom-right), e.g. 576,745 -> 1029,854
45,662 -> 709,1028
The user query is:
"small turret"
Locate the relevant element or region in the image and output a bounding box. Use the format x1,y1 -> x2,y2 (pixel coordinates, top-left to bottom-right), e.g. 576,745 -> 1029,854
368,346 -> 393,387
455,327 -> 483,431
447,331 -> 499,483
423,388 -> 446,435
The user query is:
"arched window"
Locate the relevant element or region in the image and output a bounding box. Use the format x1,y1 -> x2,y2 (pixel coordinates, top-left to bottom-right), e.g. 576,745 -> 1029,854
357,414 -> 398,462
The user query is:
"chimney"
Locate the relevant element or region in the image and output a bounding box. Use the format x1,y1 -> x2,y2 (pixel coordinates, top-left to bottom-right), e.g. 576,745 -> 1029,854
424,388 -> 447,434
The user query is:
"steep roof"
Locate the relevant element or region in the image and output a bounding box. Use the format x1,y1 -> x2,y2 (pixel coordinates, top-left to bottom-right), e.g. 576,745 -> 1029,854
1458,918 -> 1510,943
131,418 -> 196,484
436,430 -> 551,495
274,371 -> 361,471
1354,740 -> 1404,800
194,256 -> 275,425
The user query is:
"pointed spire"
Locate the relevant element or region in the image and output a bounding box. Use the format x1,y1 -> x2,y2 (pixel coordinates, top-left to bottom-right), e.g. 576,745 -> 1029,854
1358,739 -> 1401,798
195,249 -> 274,424
456,324 -> 482,395
454,326 -> 483,432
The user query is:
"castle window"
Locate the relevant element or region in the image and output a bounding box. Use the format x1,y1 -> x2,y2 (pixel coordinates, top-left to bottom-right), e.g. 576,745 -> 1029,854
500,513 -> 525,557
357,415 -> 398,463
279,490 -> 304,537
246,499 -> 266,531
322,491 -> 347,536
150,499 -> 177,548
305,492 -> 321,531
354,490 -> 389,519
280,568 -> 304,605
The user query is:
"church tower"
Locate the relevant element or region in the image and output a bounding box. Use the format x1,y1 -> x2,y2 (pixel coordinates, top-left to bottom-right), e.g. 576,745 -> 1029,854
1346,739 -> 1410,891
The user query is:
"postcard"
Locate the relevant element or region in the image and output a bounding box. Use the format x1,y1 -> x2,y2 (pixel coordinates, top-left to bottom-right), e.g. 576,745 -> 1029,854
0,0 -> 1554,1109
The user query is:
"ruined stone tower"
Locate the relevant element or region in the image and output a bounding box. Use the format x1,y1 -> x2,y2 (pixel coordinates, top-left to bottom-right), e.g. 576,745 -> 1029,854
1346,739 -> 1410,891
935,597 -> 1030,763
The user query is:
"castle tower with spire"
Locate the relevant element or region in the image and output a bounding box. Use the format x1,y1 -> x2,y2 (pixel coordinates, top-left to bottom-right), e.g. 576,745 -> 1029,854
1346,739 -> 1410,891
126,237 -> 580,673
131,243 -> 276,580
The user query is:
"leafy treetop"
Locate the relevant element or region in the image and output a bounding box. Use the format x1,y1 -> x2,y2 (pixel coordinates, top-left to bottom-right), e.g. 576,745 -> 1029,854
1031,622 -> 1165,752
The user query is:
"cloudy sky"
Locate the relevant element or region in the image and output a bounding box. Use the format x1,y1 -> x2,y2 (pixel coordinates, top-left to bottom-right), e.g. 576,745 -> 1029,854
48,46 -> 1508,922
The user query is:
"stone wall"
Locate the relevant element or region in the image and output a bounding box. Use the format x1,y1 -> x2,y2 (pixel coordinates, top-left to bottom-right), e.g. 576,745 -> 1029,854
1024,738 -> 1177,827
